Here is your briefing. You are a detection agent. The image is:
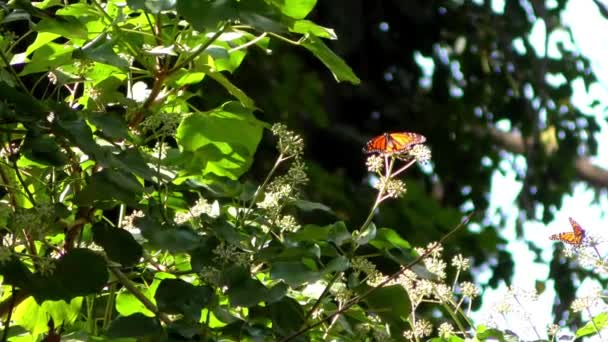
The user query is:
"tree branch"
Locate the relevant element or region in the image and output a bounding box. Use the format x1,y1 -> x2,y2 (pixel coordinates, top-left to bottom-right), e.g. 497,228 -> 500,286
479,125 -> 608,188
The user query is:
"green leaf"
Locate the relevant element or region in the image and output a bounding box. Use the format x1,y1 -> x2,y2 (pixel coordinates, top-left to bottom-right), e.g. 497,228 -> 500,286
87,111 -> 129,139
21,43 -> 75,75
127,0 -> 176,13
75,169 -> 143,207
301,35 -> 360,84
273,0 -> 316,19
290,20 -> 336,39
115,290 -> 155,317
13,297 -> 83,337
175,101 -> 265,179
155,278 -> 214,320
189,237 -> 220,272
361,285 -> 410,327
322,256 -> 349,274
288,224 -> 330,242
270,261 -> 320,286
577,312 -> 608,337
106,313 -> 162,338
73,34 -> 129,70
354,222 -> 377,246
53,248 -> 108,300
206,70 -> 256,109
25,32 -> 60,56
429,338 -> 465,342
269,297 -> 305,336
292,199 -> 335,214
92,222 -> 143,267
176,0 -> 285,32
21,134 -> 68,166
476,325 -> 506,341
227,279 -> 287,307
135,215 -> 201,252
166,69 -> 205,86
176,0 -> 238,30
35,16 -> 88,39
370,228 -> 411,250
114,149 -> 158,181
328,221 -> 351,246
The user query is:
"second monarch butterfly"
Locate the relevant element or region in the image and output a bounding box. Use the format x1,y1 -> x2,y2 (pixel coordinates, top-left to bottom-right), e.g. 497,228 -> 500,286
363,132 -> 426,155
550,217 -> 585,247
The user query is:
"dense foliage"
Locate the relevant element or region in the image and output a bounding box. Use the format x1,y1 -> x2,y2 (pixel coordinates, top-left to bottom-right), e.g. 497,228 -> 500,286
0,0 -> 607,341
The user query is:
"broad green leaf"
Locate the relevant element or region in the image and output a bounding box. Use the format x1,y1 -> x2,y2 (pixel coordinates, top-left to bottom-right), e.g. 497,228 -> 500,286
127,0 -> 176,13
292,199 -> 335,214
0,82 -> 47,120
577,312 -> 608,337
273,0 -> 316,19
289,224 -> 330,241
92,222 -> 143,267
189,237 -> 220,272
175,101 -> 265,180
301,35 -> 360,84
269,297 -> 305,336
135,215 -> 201,252
21,134 -> 68,166
429,338 -> 465,342
361,285 -> 410,326
290,20 -> 337,39
206,70 -> 256,109
106,313 -> 162,338
166,69 -> 205,86
53,249 -> 108,300
370,228 -> 411,250
75,169 -> 143,207
176,0 -> 238,30
322,256 -> 349,274
227,279 -> 287,307
354,222 -> 376,246
176,0 -> 285,32
328,221 -> 351,246
155,278 -> 214,320
13,297 -> 83,337
20,43 -> 75,75
25,32 -> 60,56
270,261 -> 320,286
114,274 -> 175,318
35,16 -> 87,39
55,3 -> 99,17
73,34 -> 129,70
87,112 -> 129,139
114,149 -> 158,181
115,291 -> 155,317
476,325 -> 506,341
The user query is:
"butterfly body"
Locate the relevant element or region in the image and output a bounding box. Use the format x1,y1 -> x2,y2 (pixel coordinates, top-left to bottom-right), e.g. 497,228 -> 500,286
363,132 -> 426,154
550,217 -> 585,247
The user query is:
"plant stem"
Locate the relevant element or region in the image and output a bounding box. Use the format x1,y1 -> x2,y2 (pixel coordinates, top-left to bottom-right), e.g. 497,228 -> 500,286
304,272 -> 341,321
586,308 -> 603,340
170,22 -> 229,74
358,157 -> 395,232
1,287 -> 16,342
109,266 -> 171,324
240,154 -> 285,228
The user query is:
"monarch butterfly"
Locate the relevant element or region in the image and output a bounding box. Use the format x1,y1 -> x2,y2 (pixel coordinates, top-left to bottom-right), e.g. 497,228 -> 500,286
550,217 -> 585,247
363,132 -> 426,155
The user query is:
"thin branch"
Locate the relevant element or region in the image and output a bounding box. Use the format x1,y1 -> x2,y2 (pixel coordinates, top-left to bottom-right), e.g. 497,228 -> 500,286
109,266 -> 171,324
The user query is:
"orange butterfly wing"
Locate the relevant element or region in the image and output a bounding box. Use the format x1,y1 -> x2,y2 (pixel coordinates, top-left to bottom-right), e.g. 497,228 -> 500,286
364,132 -> 426,154
550,217 -> 585,246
